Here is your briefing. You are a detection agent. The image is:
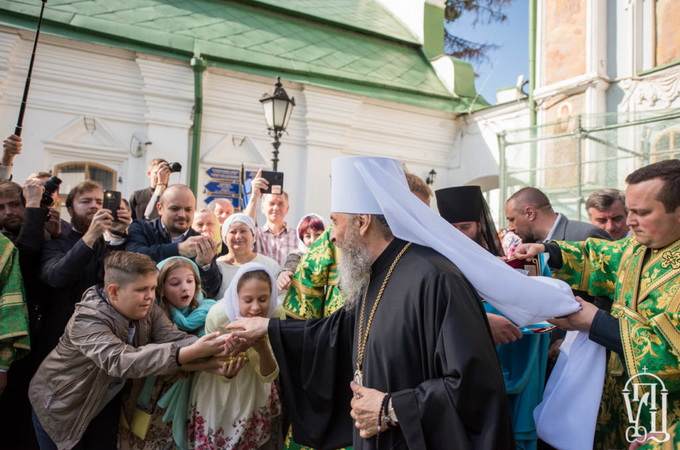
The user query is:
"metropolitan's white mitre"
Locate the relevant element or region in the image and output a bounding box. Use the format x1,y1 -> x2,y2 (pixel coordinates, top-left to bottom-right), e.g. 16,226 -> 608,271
330,156 -> 406,214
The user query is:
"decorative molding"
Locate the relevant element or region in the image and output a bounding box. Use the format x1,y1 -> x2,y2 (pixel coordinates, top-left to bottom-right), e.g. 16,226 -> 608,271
619,66 -> 680,112
534,72 -> 611,105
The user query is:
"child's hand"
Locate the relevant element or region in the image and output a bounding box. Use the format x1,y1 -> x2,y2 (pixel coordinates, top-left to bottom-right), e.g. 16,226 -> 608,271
192,331 -> 225,358
217,353 -> 248,378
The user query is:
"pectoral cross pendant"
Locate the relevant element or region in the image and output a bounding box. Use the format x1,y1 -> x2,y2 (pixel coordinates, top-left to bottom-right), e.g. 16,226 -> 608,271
354,369 -> 363,387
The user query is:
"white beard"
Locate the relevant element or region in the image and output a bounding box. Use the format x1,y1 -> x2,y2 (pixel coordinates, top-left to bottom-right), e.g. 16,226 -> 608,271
337,224 -> 372,310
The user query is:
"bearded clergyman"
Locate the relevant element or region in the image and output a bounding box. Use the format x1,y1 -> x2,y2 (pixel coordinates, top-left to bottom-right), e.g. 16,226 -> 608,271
228,156 -> 580,450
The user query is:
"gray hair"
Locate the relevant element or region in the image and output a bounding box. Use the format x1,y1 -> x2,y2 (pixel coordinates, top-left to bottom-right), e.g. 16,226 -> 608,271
585,188 -> 627,215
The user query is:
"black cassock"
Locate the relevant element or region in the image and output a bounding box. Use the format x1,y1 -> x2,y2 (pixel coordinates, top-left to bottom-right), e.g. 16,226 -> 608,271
269,238 -> 514,449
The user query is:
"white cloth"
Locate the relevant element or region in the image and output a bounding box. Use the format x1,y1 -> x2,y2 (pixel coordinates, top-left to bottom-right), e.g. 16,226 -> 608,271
217,262 -> 280,321
331,156 -> 579,326
534,331 -> 606,449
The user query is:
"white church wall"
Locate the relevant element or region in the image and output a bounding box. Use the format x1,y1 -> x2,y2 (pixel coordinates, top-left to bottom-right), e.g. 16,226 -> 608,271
0,27 -> 468,226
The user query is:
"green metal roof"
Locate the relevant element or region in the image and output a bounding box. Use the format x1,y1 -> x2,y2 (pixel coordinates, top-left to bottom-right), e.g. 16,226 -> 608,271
0,0 -> 487,112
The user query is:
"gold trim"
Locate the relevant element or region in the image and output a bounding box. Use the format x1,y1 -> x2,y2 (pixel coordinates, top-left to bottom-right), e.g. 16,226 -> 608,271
649,314 -> 680,358
0,293 -> 25,306
611,303 -> 646,323
282,309 -> 306,320
619,318 -> 639,381
628,246 -> 646,311
638,268 -> 680,302
290,279 -> 324,296
668,282 -> 680,314
579,242 -> 593,292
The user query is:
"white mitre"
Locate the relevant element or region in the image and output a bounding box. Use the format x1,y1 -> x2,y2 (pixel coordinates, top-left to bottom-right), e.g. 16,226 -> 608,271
330,155 -> 579,326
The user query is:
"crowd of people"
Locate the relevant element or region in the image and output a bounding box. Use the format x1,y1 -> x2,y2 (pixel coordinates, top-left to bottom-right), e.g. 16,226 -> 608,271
0,132 -> 678,450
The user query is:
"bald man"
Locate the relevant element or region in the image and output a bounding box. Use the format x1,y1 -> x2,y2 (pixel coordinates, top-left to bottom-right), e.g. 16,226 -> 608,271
126,184 -> 222,297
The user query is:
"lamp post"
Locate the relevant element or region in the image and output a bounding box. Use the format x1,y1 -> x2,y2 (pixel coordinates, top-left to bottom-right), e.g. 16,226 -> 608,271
259,77 -> 295,171
426,169 -> 437,185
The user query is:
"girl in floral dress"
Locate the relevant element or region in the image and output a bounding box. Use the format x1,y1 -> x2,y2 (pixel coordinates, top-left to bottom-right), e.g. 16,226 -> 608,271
119,256 -> 217,450
188,263 -> 284,450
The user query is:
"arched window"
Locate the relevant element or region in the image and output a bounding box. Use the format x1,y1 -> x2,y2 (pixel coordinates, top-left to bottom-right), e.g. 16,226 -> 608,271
651,129 -> 680,161
54,161 -> 117,203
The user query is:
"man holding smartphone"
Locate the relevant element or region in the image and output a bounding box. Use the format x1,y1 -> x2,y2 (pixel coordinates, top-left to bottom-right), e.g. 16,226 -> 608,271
244,169 -> 298,266
40,180 -> 131,358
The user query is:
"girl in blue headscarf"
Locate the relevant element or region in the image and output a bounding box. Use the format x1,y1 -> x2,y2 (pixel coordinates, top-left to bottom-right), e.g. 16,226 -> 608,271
119,256 -> 217,450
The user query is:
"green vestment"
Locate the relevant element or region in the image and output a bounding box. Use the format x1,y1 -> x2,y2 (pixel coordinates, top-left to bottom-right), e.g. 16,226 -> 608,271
0,233 -> 30,370
554,236 -> 680,449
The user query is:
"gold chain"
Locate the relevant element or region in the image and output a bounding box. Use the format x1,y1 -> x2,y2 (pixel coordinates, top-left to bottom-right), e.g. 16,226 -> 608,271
356,242 -> 412,376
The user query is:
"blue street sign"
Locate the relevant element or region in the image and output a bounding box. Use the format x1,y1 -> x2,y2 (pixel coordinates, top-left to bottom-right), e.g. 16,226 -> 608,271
204,195 -> 239,208
204,181 -> 240,194
206,167 -> 240,180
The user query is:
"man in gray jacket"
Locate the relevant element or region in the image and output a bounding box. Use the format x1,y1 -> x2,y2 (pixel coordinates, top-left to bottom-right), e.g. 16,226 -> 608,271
29,251 -> 228,450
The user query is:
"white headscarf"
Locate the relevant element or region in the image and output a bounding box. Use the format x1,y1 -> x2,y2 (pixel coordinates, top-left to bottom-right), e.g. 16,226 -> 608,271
219,262 -> 280,322
331,156 -> 579,326
221,213 -> 256,246
295,213 -> 328,251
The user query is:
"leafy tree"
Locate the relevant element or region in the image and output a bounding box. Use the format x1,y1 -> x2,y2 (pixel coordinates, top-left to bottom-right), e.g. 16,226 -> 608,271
444,0 -> 514,64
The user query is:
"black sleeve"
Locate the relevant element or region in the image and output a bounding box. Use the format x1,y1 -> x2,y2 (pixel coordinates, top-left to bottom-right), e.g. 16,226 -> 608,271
268,310 -> 355,450
589,309 -> 623,358
199,259 -> 222,299
125,220 -> 179,262
40,237 -> 97,288
14,208 -> 47,254
544,242 -> 563,269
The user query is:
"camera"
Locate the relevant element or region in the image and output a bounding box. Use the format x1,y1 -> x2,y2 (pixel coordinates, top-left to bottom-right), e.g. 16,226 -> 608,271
41,176 -> 62,208
168,162 -> 182,173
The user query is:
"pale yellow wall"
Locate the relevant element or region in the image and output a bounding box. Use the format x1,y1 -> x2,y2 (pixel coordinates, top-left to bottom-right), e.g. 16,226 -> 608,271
544,0 -> 586,85
656,0 -> 680,67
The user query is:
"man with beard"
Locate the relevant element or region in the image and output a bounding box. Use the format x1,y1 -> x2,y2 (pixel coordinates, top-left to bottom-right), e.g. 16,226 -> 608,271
40,180 -> 131,357
126,184 -> 222,298
227,157 -> 581,450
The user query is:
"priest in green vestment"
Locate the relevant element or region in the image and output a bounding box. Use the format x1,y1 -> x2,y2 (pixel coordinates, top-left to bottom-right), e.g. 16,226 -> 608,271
0,233 -> 30,394
515,159 -> 680,449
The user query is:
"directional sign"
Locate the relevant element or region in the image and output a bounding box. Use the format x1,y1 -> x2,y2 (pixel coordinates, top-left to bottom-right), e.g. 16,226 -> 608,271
204,195 -> 239,208
206,167 -> 240,180
205,181 -> 240,194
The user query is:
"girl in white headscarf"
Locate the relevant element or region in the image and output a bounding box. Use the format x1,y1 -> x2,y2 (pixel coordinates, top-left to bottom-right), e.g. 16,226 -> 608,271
187,263 -> 284,450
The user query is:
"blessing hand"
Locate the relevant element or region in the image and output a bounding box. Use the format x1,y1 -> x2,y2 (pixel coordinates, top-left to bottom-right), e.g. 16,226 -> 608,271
226,317 -> 270,346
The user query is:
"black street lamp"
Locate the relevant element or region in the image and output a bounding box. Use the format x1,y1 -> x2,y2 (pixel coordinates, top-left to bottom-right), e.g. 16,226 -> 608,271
426,169 -> 437,185
259,77 -> 295,171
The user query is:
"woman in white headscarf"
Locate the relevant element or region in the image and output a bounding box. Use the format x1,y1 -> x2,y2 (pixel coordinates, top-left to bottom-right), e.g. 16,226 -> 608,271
215,213 -> 281,298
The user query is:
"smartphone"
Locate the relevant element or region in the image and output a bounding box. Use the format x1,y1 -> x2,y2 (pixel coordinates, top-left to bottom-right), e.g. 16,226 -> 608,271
260,171 -> 284,195
103,190 -> 122,222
